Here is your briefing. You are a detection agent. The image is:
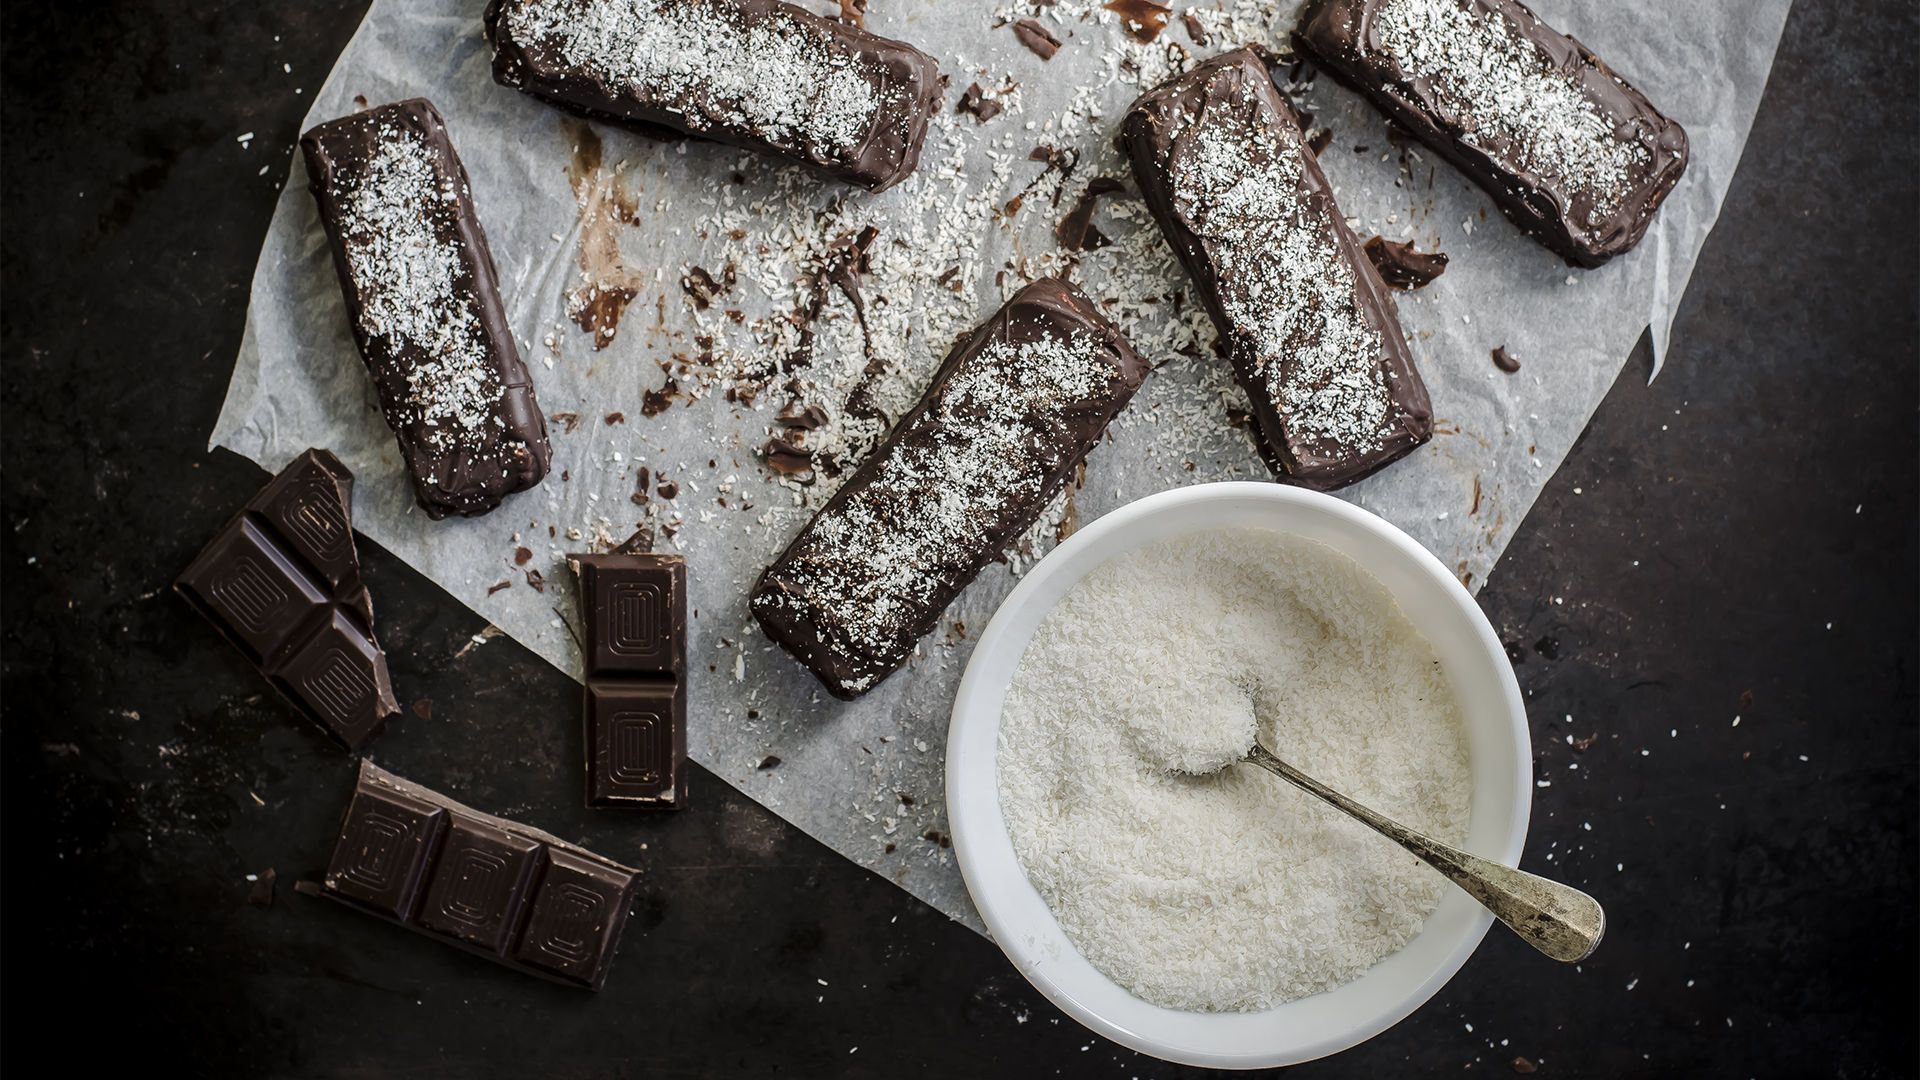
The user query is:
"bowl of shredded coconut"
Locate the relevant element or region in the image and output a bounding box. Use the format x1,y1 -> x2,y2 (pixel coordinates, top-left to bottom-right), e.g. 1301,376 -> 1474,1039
946,482 -> 1530,1069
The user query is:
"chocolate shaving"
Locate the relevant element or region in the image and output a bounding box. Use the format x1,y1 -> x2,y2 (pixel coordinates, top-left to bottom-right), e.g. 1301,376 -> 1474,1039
1492,345 -> 1522,373
549,411 -> 582,434
1307,128 -> 1333,156
1056,176 -> 1127,252
776,400 -> 830,430
641,381 -> 679,417
1182,11 -> 1209,45
837,0 -> 865,27
248,869 -> 277,908
757,755 -> 782,770
1362,236 -> 1450,289
957,82 -> 1003,123
487,579 -> 512,595
681,264 -> 732,310
412,699 -> 433,721
604,411 -> 626,425
1104,0 -> 1170,43
613,526 -> 655,554
525,567 -> 546,593
656,479 -> 679,500
761,436 -> 816,482
1012,18 -> 1061,60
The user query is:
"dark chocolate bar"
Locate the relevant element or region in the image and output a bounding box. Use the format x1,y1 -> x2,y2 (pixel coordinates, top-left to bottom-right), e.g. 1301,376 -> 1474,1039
1293,0 -> 1689,267
751,277 -> 1147,699
1121,48 -> 1432,491
484,0 -> 944,192
320,760 -> 640,990
301,99 -> 551,519
176,449 -> 399,749
571,553 -> 688,810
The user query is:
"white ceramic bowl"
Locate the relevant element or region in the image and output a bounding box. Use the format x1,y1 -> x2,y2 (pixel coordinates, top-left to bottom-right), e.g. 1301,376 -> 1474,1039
946,482 -> 1531,1069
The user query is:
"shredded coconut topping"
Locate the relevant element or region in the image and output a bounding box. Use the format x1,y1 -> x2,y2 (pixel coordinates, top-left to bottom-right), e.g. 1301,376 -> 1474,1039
501,0 -> 890,157
335,126 -> 503,447
998,528 -> 1471,1011
760,327 -> 1119,684
1374,0 -> 1650,215
1168,75 -> 1396,453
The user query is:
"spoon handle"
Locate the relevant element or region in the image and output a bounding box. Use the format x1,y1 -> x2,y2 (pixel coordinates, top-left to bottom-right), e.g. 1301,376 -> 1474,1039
1243,743 -> 1604,963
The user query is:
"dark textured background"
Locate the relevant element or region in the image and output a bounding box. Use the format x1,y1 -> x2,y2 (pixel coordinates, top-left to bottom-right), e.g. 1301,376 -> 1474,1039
4,2 -> 1915,1076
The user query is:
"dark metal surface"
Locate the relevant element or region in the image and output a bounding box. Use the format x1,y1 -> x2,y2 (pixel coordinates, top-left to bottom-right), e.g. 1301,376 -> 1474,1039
3,2 -> 1914,1076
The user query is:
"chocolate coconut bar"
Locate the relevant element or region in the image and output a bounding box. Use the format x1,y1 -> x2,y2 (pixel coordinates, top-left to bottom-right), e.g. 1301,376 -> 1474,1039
301,99 -> 551,519
1294,0 -> 1689,267
485,0 -> 944,193
751,278 -> 1148,698
1121,48 -> 1432,490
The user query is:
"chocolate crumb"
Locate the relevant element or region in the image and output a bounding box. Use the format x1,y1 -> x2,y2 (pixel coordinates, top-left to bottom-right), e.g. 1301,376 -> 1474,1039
525,568 -> 546,593
897,791 -> 916,806
656,479 -> 680,500
957,82 -> 1004,123
248,868 -> 277,908
514,546 -> 534,565
412,699 -> 433,721
1492,345 -> 1522,373
1012,18 -> 1062,59
604,411 -> 626,425
550,411 -> 582,434
1512,1057 -> 1538,1074
1307,128 -> 1333,156
1572,732 -> 1598,752
746,708 -> 760,719
487,579 -> 512,596
292,879 -> 324,898
1362,236 -> 1449,289
1182,10 -> 1209,45
757,755 -> 782,770
884,842 -> 897,854
352,94 -> 370,111
923,829 -> 952,848
641,381 -> 679,417
837,0 -> 865,26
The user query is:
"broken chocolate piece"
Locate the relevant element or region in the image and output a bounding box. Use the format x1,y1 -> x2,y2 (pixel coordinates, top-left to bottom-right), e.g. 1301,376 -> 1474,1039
1056,176 -> 1127,252
750,278 -> 1148,698
1293,0 -> 1689,267
1012,18 -> 1062,60
175,449 -> 400,750
1492,344 -> 1522,372
320,761 -> 640,989
301,100 -> 551,520
1122,48 -> 1433,490
572,553 -> 688,810
486,0 -> 944,192
1362,236 -> 1449,289
957,82 -> 1004,123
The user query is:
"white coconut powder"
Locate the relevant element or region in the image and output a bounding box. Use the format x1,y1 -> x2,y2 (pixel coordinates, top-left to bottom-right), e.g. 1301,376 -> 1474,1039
996,528 -> 1471,1012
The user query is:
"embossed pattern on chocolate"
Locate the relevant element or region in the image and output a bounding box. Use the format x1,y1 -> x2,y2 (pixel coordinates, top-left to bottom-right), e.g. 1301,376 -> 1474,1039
320,761 -> 640,990
175,449 -> 400,749
573,553 -> 688,809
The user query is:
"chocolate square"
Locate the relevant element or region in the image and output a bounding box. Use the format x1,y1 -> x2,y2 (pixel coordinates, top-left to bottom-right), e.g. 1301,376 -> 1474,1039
255,454 -> 358,589
513,850 -> 637,988
577,556 -> 683,677
585,680 -> 685,809
176,518 -> 329,662
324,786 -> 447,919
416,818 -> 544,953
276,611 -> 392,749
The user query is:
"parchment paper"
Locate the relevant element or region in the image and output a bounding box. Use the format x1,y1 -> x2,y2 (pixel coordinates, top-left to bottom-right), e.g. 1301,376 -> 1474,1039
212,0 -> 1791,931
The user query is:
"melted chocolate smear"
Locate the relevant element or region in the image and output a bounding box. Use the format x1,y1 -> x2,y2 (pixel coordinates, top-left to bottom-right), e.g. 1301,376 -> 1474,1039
1362,236 -> 1449,290
786,224 -> 881,373
1104,0 -> 1170,42
762,436 -> 816,483
957,82 -> 1003,123
641,380 -> 679,417
1182,11 -> 1209,45
573,285 -> 638,350
1492,345 -> 1522,373
1012,19 -> 1061,60
1056,176 -> 1127,252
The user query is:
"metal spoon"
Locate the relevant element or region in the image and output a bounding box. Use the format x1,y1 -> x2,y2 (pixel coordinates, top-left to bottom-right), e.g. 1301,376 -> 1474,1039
1241,741 -> 1605,963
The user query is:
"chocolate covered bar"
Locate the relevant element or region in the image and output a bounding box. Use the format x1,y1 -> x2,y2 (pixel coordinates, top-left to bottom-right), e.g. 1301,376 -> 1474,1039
320,761 -> 640,990
176,449 -> 399,749
1122,48 -> 1432,490
1294,0 -> 1689,267
751,278 -> 1147,698
484,0 -> 943,192
301,99 -> 551,519
571,553 -> 688,810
